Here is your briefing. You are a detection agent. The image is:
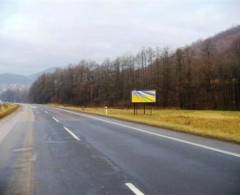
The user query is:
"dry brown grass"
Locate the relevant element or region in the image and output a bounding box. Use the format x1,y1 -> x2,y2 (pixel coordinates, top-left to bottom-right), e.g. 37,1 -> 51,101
0,104 -> 19,119
54,104 -> 240,144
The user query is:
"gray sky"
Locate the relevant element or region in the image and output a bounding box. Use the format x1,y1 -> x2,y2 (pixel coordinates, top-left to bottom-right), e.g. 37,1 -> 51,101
0,0 -> 239,75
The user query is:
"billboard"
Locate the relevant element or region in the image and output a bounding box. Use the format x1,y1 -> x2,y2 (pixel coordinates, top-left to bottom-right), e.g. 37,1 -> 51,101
131,90 -> 156,103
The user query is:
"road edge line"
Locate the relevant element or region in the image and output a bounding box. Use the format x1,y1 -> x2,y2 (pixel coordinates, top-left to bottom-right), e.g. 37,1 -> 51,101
56,108 -> 240,158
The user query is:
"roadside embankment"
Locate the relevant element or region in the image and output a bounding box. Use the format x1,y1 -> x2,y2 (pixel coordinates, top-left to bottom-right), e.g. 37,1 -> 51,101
0,104 -> 19,119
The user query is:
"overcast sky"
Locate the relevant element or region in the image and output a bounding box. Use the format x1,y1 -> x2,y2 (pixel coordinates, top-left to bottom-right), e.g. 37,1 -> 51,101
0,0 -> 239,75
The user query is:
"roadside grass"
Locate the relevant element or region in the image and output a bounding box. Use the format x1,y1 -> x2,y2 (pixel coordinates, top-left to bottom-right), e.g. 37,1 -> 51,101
54,104 -> 240,144
0,104 -> 19,119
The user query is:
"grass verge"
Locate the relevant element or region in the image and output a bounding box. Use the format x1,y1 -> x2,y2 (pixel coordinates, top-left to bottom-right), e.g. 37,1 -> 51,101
0,104 -> 19,119
53,104 -> 240,144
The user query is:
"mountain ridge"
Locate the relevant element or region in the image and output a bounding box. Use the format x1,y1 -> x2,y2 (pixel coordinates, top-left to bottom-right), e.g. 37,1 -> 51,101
0,67 -> 57,93
191,25 -> 240,53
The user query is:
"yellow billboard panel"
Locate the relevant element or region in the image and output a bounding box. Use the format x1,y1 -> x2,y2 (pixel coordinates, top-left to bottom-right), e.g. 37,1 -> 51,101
131,90 -> 156,103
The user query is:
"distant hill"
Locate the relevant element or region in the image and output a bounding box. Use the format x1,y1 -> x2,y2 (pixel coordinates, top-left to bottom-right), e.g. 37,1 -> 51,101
211,25 -> 240,49
0,73 -> 32,85
191,25 -> 240,53
0,67 -> 57,93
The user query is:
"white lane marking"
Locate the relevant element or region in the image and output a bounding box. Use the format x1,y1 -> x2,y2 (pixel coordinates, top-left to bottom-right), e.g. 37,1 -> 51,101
64,127 -> 80,141
52,117 -> 59,123
57,108 -> 240,158
44,111 -> 48,114
125,183 -> 144,195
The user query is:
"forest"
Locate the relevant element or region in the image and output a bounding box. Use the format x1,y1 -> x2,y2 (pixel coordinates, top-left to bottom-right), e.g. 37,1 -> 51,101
29,35 -> 240,110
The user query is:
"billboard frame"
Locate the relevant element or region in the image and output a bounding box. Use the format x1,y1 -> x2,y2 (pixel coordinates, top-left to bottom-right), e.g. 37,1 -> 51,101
131,89 -> 157,115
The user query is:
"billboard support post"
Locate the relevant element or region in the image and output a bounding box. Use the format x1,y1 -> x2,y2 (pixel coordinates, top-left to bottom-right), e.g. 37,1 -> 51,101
134,103 -> 135,115
133,103 -> 135,115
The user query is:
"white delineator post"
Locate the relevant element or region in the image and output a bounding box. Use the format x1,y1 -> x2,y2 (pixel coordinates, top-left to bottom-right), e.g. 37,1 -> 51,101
105,106 -> 108,115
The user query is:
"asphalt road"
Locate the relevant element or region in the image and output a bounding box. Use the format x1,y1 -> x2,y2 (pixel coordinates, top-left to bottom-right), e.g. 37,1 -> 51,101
0,105 -> 240,195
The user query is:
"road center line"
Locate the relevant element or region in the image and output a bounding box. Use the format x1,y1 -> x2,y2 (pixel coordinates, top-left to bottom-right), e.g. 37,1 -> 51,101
125,183 -> 144,195
64,127 -> 80,141
52,117 -> 59,123
57,108 -> 240,158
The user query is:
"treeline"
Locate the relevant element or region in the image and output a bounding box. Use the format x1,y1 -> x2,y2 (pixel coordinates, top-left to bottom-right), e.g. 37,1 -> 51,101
29,38 -> 240,110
